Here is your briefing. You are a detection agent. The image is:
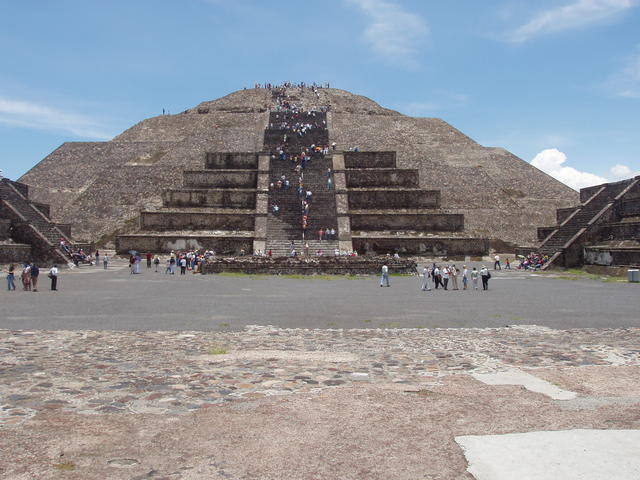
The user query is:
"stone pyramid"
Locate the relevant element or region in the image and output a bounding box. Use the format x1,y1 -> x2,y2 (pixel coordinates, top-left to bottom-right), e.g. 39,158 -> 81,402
19,87 -> 578,251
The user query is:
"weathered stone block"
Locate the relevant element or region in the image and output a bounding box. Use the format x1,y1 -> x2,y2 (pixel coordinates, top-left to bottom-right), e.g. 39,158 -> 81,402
353,237 -> 488,256
348,190 -> 440,209
350,214 -> 463,232
163,189 -> 256,209
140,212 -> 254,231
344,151 -> 396,168
116,235 -> 253,254
346,169 -> 419,188
205,152 -> 259,170
182,171 -> 257,188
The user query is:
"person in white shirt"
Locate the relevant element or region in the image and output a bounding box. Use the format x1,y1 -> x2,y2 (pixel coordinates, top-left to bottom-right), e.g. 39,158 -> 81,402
462,265 -> 469,290
421,266 -> 431,291
380,264 -> 390,287
441,266 -> 450,290
49,265 -> 59,291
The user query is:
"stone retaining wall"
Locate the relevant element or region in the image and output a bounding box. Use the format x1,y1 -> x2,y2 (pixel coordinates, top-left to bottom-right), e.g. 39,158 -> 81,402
557,207 -> 576,224
350,213 -> 463,232
344,151 -> 396,168
348,190 -> 440,209
538,227 -> 555,241
584,246 -> 640,267
202,256 -> 417,275
162,189 -> 256,208
352,237 -> 488,256
0,243 -> 31,263
205,152 -> 259,170
0,218 -> 10,240
182,171 -> 257,188
116,235 -> 253,255
345,169 -> 419,188
140,212 -> 255,231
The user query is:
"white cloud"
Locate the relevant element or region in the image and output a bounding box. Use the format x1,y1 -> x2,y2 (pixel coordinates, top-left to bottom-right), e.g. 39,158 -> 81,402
531,148 -> 608,190
0,97 -> 113,139
609,163 -> 640,179
507,0 -> 637,43
345,0 -> 428,68
608,45 -> 640,98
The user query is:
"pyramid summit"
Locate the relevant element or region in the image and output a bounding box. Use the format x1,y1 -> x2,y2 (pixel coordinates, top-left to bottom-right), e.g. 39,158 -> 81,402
18,86 -> 578,254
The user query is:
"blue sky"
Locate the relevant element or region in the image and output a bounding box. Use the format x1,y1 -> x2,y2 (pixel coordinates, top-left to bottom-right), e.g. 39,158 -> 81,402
1,0 -> 638,189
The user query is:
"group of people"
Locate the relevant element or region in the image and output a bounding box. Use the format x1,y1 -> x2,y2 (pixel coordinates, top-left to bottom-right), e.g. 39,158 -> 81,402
380,263 -> 493,291
254,81 -> 330,90
518,252 -> 548,270
5,262 -> 58,291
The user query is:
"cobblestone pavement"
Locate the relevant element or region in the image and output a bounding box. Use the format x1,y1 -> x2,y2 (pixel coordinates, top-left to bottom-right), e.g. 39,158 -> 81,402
2,325 -> 639,426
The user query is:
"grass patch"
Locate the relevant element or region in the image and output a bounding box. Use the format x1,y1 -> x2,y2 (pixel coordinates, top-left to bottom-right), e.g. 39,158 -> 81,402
53,462 -> 76,471
207,345 -> 228,355
218,322 -> 230,329
363,319 -> 373,324
511,316 -> 524,321
327,321 -> 338,327
379,322 -> 401,328
493,314 -> 503,319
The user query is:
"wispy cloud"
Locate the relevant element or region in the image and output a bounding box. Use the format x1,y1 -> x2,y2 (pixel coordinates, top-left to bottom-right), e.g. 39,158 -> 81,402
345,0 -> 428,68
507,0 -> 637,43
531,148 -> 638,190
0,97 -> 113,139
607,45 -> 640,98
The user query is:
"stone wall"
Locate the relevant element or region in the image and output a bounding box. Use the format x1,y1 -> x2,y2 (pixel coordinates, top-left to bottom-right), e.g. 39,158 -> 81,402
352,237 -> 488,256
205,152 -> 259,170
140,212 -> 255,231
182,171 -> 258,189
0,243 -> 32,264
344,152 -> 396,168
348,190 -> 440,209
345,169 -> 419,188
116,235 -> 253,255
537,227 -> 555,241
0,218 -> 10,240
350,214 -> 463,232
162,189 -> 256,208
557,207 -> 576,224
202,256 -> 417,275
620,197 -> 640,217
588,222 -> 640,242
584,247 -> 640,267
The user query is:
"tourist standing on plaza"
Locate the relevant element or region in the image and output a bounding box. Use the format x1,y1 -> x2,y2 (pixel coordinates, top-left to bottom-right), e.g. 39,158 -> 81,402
505,258 -> 511,269
180,257 -> 187,275
153,255 -> 160,272
380,263 -> 390,287
494,255 -> 501,270
450,264 -> 459,290
441,266 -> 450,290
21,263 -> 31,291
49,265 -> 58,291
103,254 -> 109,269
480,266 -> 491,290
471,267 -> 479,290
420,265 -> 431,291
462,265 -> 469,290
6,264 -> 16,291
95,250 -> 100,266
31,263 -> 40,292
433,265 -> 442,289
146,252 -> 153,269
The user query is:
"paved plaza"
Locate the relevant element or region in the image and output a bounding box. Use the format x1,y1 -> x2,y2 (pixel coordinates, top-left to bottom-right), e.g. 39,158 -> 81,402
1,261 -> 639,479
0,260 -> 638,331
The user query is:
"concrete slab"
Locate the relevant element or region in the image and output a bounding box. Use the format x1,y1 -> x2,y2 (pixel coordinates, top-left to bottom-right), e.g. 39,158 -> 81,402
472,369 -> 577,400
456,429 -> 640,480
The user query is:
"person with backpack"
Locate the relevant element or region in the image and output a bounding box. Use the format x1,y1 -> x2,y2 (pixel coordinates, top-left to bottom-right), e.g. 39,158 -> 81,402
480,265 -> 491,291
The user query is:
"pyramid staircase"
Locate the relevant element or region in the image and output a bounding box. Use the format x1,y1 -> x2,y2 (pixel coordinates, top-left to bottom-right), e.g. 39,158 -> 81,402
538,177 -> 640,269
264,109 -> 339,256
0,179 -> 73,264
